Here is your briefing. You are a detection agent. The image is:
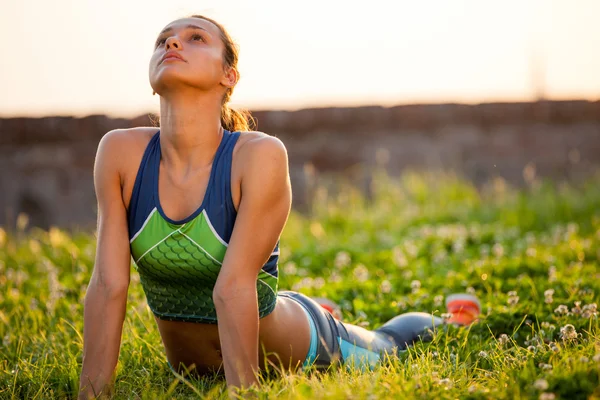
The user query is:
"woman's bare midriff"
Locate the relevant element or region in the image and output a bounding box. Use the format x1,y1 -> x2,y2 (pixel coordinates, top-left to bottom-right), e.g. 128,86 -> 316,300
156,294 -> 311,376
119,128 -> 310,376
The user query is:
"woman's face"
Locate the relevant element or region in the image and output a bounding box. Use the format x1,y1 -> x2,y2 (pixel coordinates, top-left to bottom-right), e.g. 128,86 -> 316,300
149,18 -> 228,96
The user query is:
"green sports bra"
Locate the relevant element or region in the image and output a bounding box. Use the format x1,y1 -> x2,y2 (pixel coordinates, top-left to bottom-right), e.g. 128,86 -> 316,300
127,130 -> 279,323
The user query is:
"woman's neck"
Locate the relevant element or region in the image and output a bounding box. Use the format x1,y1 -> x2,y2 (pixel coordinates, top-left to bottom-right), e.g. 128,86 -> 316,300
158,91 -> 223,169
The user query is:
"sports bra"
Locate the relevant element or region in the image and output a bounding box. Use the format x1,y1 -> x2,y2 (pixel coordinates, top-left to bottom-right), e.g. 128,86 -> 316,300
126,129 -> 279,323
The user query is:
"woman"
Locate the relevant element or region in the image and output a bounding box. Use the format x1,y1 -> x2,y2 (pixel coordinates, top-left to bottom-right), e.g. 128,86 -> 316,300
78,14 -> 480,398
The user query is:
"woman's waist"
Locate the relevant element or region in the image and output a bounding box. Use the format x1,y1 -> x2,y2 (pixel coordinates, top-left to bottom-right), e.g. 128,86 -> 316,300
156,296 -> 310,373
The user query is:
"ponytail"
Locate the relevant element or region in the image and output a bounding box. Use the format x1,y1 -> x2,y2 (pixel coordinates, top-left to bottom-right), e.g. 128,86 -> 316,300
221,103 -> 255,132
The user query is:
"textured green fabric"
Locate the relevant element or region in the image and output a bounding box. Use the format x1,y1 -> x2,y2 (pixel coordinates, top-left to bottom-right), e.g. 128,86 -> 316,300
130,208 -> 278,323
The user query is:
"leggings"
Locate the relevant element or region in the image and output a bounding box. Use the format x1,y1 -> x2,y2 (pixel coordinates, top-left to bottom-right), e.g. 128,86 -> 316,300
279,291 -> 444,370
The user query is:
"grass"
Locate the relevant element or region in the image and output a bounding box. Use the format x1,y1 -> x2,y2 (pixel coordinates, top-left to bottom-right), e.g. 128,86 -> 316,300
1,170 -> 600,399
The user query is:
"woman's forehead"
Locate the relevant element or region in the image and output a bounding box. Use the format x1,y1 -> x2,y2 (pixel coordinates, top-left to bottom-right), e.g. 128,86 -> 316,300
159,17 -> 220,36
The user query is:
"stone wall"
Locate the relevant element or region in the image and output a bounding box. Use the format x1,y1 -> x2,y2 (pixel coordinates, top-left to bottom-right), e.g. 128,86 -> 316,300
1,100 -> 599,229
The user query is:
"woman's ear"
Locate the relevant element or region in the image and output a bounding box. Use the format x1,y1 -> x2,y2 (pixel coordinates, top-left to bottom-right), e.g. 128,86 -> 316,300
221,66 -> 238,89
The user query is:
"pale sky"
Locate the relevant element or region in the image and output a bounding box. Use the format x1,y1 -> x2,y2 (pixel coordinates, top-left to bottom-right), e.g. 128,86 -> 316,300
1,0 -> 599,118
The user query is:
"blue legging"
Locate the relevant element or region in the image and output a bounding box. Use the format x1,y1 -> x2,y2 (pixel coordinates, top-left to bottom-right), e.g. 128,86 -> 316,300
279,291 -> 444,370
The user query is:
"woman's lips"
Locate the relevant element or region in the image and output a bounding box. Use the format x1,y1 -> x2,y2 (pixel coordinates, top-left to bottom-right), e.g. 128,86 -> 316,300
161,56 -> 184,63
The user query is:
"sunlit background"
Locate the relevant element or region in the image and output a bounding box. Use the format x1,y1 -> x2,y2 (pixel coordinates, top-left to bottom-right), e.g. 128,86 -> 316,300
1,0 -> 599,117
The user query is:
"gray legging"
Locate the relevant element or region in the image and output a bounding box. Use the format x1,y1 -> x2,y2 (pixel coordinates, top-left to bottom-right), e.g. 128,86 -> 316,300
279,291 -> 444,370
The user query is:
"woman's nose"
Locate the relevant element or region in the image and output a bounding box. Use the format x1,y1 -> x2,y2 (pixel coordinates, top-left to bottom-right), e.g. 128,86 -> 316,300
165,36 -> 181,50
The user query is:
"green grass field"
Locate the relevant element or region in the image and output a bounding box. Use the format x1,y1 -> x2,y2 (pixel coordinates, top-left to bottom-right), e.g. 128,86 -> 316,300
1,171 -> 600,399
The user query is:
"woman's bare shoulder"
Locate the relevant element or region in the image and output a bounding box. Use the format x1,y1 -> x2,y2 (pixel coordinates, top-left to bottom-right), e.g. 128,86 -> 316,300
96,127 -> 158,163
95,127 -> 160,181
234,131 -> 286,156
98,127 -> 159,150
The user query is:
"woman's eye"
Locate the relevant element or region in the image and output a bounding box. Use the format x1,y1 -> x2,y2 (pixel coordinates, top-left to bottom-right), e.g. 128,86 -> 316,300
155,38 -> 166,47
191,34 -> 204,42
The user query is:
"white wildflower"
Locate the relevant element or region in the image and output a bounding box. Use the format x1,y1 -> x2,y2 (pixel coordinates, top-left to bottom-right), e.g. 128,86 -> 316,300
410,280 -> 421,293
334,251 -> 351,269
392,247 -> 408,267
437,378 -> 452,388
539,393 -> 556,400
492,243 -> 504,257
507,291 -> 519,306
283,261 -> 297,275
571,301 -> 582,315
533,379 -> 549,391
541,322 -> 555,331
554,304 -> 569,315
313,277 -> 325,289
380,280 -> 392,294
559,324 -> 578,341
526,247 -> 537,257
581,303 -> 597,318
478,351 -> 488,358
498,334 -> 510,346
353,264 -> 369,282
329,271 -> 342,283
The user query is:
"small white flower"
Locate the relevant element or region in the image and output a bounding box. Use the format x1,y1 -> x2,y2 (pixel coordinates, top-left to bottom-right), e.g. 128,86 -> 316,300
313,277 -> 325,289
526,247 -> 537,257
498,334 -> 510,345
334,251 -> 351,269
533,379 -> 549,390
539,393 -> 556,400
352,264 -> 369,282
283,261 -> 297,275
539,363 -> 553,370
441,313 -> 453,321
392,247 -> 408,267
492,243 -> 504,257
434,295 -> 444,307
559,324 -> 578,341
581,303 -> 598,318
437,378 -> 452,388
508,292 -> 519,306
592,353 -> 600,363
380,280 -> 392,294
478,351 -> 488,358
554,305 -> 569,315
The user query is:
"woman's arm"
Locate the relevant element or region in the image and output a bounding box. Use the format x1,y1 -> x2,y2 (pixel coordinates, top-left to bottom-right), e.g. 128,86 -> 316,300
213,135 -> 292,390
79,130 -> 132,399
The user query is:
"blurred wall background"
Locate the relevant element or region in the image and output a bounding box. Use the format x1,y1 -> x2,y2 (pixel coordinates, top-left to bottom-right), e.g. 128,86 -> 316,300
1,100 -> 599,229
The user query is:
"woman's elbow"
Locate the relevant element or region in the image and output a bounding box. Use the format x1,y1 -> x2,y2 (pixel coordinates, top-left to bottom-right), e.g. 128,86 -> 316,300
88,274 -> 130,300
213,280 -> 256,309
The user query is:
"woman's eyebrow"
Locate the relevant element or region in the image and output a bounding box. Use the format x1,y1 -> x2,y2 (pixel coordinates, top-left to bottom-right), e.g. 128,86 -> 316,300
158,24 -> 209,37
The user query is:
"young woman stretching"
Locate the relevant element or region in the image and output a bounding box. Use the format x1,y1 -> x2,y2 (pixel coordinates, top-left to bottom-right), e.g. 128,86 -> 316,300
78,14 -> 480,398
